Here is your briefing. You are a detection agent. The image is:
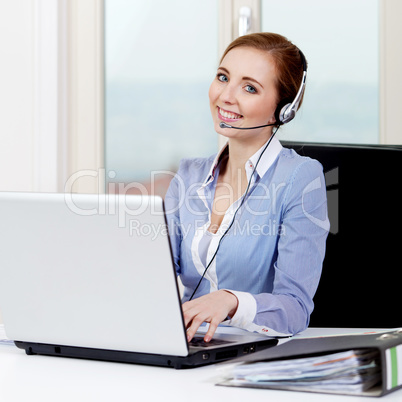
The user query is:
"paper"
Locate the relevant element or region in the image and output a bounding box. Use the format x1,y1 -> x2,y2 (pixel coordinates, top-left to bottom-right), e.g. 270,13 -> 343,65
219,349 -> 381,394
0,324 -> 14,346
295,327 -> 400,339
0,338 -> 14,346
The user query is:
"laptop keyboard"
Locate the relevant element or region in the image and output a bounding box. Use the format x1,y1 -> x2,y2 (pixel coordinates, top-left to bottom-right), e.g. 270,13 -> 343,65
189,336 -> 233,348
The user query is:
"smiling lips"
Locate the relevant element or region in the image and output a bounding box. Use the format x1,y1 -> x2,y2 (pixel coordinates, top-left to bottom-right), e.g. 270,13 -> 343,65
218,107 -> 243,122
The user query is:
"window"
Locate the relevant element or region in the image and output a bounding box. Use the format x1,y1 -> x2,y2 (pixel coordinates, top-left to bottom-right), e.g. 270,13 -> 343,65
261,0 -> 379,144
104,0 -> 398,198
105,0 -> 219,196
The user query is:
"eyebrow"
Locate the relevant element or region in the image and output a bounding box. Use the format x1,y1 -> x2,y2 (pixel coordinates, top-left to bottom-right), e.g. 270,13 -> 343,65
217,66 -> 264,89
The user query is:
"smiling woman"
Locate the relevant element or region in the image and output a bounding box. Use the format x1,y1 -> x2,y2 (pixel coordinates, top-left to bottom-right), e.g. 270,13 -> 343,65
165,32 -> 329,343
209,47 -> 278,135
218,32 -> 306,124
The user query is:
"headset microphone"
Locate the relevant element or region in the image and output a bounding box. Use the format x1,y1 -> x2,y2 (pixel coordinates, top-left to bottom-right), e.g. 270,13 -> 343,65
219,122 -> 275,130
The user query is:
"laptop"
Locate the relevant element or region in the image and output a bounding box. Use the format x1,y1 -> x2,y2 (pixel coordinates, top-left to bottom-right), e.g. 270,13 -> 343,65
0,191 -> 278,369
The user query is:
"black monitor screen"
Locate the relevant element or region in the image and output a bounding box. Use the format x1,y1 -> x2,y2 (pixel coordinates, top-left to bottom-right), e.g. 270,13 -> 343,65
283,141 -> 402,328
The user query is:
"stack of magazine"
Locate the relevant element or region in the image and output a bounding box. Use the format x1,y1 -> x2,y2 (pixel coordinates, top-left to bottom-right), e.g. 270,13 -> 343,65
219,349 -> 381,395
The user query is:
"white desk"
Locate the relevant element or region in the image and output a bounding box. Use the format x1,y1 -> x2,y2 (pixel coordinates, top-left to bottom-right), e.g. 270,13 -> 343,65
1,325 -> 402,402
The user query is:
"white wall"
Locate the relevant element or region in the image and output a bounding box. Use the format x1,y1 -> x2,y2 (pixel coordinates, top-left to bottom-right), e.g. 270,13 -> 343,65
0,0 -> 104,195
0,1 -> 36,192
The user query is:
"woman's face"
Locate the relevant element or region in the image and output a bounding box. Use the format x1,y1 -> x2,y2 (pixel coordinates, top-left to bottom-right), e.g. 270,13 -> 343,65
209,46 -> 279,139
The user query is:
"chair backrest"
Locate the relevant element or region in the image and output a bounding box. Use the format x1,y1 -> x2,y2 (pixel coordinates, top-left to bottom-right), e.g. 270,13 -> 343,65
283,141 -> 402,328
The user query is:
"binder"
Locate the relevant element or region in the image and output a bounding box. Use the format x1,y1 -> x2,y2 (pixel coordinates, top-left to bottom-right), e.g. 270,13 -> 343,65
217,329 -> 402,397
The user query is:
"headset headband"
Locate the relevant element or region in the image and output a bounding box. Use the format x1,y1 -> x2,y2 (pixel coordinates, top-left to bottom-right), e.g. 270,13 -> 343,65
275,49 -> 307,125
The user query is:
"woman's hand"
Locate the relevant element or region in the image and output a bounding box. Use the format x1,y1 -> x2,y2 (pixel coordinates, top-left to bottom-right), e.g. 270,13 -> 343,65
182,290 -> 238,343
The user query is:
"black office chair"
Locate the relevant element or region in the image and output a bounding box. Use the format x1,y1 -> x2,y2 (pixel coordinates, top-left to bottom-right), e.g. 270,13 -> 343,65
282,141 -> 402,328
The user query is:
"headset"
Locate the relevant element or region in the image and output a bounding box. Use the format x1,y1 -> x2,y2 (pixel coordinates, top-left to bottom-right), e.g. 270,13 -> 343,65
190,48 -> 307,301
274,49 -> 307,125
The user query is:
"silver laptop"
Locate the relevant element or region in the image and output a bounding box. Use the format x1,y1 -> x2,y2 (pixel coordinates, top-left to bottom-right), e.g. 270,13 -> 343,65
0,191 -> 278,368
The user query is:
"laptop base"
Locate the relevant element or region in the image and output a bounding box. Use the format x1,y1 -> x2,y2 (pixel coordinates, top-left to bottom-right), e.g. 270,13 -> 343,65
14,338 -> 278,369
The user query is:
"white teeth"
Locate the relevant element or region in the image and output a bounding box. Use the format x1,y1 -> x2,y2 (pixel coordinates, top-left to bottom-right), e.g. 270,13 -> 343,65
219,107 -> 242,119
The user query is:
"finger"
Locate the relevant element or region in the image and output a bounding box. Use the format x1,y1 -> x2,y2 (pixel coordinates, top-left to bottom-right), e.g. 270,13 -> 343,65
186,315 -> 206,342
182,304 -> 201,329
182,310 -> 192,329
204,319 -> 219,343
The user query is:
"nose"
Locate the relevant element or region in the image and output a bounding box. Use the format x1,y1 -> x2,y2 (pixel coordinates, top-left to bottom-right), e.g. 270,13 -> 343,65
219,83 -> 237,105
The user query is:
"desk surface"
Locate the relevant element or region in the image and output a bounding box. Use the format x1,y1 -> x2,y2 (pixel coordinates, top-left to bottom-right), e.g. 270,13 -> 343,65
1,326 -> 402,402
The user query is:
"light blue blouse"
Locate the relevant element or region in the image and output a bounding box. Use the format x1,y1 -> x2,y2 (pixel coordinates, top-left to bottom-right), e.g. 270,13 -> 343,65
164,137 -> 329,336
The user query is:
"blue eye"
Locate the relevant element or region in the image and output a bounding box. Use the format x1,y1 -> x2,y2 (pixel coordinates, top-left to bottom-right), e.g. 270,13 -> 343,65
217,73 -> 228,82
245,85 -> 257,94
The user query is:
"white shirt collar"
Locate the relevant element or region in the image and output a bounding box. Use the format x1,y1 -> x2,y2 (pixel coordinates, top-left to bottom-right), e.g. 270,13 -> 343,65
200,143 -> 229,188
201,136 -> 283,188
245,135 -> 282,182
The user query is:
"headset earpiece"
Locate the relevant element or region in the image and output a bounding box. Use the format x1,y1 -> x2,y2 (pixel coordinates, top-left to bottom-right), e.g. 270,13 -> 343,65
274,49 -> 307,126
274,98 -> 293,126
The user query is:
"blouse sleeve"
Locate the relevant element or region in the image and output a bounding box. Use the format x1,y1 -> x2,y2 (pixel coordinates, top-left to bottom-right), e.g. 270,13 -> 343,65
225,159 -> 329,336
164,162 -> 184,276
